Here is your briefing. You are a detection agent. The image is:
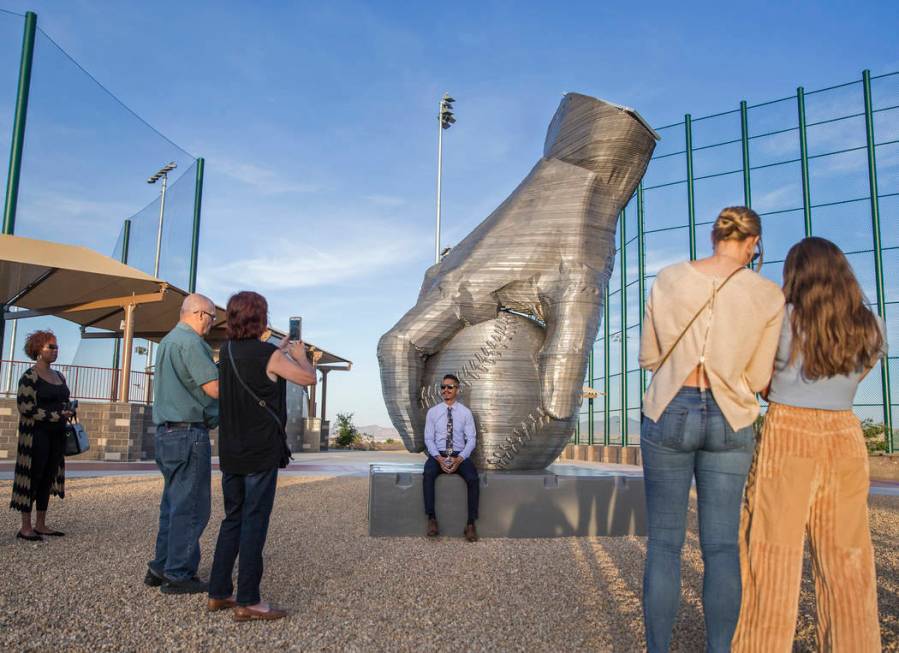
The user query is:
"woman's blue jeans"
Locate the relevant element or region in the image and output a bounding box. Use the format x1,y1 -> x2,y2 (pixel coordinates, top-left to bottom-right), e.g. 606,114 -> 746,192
640,387 -> 755,653
208,467 -> 279,606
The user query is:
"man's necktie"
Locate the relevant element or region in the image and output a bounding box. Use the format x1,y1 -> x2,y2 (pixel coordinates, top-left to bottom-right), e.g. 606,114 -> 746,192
445,407 -> 453,456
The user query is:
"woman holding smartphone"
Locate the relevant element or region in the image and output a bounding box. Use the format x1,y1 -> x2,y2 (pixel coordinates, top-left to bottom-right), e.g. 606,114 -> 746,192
732,237 -> 884,652
207,292 -> 317,621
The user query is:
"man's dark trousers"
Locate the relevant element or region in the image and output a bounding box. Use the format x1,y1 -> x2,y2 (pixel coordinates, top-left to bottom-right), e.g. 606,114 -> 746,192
423,453 -> 479,523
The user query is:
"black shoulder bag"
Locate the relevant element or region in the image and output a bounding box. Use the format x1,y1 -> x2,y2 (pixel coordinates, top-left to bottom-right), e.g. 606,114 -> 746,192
226,342 -> 293,468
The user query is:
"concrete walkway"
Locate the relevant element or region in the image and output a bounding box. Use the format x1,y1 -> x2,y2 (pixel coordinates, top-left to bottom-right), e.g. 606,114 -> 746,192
3,450 -> 896,496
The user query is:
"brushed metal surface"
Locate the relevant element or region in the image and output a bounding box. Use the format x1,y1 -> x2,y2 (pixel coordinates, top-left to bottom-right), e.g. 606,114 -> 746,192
378,92 -> 658,469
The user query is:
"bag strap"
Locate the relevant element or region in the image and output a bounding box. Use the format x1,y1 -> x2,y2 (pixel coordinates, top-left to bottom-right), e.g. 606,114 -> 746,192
651,266 -> 745,375
226,342 -> 286,437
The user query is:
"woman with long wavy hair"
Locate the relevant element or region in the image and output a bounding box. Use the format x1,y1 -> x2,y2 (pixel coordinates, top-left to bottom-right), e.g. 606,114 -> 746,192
732,237 -> 884,652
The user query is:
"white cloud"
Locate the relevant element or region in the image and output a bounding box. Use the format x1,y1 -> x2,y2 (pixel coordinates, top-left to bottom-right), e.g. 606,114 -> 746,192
753,183 -> 799,212
216,158 -> 320,195
202,229 -> 428,294
364,194 -> 407,207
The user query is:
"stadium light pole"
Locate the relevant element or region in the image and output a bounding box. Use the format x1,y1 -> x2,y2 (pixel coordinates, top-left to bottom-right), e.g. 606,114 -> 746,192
435,93 -> 455,264
144,162 -> 177,372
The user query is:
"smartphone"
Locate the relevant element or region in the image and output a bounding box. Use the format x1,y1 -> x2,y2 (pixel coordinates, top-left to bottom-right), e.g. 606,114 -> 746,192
289,316 -> 302,342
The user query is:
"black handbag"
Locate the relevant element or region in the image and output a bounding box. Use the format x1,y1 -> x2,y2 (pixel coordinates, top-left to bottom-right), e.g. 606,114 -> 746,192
225,342 -> 293,468
64,417 -> 90,456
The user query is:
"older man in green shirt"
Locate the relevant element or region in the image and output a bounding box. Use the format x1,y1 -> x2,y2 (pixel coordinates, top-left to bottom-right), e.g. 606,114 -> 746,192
145,293 -> 220,595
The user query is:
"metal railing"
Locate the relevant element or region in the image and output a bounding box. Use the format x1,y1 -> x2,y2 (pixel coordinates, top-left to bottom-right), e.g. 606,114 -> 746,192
0,359 -> 153,404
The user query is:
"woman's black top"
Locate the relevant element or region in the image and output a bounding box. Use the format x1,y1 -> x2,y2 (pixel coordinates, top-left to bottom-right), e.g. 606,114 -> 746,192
218,339 -> 286,475
35,373 -> 70,436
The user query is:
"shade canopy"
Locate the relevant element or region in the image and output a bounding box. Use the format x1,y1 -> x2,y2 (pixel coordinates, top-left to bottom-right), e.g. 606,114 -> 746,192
0,234 -> 351,369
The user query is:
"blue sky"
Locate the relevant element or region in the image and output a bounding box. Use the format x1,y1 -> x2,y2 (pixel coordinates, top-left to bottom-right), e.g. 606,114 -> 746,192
1,0 -> 898,427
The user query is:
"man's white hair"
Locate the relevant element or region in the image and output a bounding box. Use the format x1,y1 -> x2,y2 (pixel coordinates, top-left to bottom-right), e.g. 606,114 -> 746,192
180,293 -> 214,317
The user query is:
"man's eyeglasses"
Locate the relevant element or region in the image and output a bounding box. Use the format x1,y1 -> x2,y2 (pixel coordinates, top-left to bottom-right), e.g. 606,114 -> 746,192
45,344 -> 59,350
195,310 -> 216,321
440,384 -> 457,391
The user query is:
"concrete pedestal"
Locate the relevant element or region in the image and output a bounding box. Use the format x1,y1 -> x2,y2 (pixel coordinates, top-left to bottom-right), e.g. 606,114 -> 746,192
301,418 -> 321,452
368,463 -> 646,538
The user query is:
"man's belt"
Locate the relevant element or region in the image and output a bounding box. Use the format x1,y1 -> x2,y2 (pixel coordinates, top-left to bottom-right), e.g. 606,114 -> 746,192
163,421 -> 204,429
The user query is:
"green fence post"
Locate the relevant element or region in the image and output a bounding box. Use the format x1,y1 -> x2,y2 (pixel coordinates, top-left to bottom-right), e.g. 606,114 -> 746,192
2,11 -> 36,236
797,87 -> 812,236
0,11 -> 37,363
685,114 -> 696,260
588,348 -> 594,445
111,219 -> 132,381
862,70 -> 893,452
637,183 -> 647,397
603,286 -> 610,446
188,157 -> 205,293
619,209 -> 628,447
740,101 -> 752,207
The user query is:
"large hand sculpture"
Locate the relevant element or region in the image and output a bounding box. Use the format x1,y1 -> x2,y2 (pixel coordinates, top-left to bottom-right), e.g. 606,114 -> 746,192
378,93 -> 659,469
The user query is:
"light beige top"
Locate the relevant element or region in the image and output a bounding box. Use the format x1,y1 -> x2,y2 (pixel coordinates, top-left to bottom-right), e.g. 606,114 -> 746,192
639,261 -> 785,430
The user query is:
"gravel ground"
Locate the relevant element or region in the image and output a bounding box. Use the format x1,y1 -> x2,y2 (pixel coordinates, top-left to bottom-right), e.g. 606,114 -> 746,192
0,475 -> 896,652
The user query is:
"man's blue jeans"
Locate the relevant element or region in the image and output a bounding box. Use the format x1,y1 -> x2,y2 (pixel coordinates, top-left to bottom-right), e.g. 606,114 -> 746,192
208,468 -> 279,606
640,387 -> 755,653
150,425 -> 211,582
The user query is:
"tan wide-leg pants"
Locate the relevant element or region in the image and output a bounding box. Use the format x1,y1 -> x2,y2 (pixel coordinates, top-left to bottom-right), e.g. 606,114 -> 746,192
731,402 -> 881,652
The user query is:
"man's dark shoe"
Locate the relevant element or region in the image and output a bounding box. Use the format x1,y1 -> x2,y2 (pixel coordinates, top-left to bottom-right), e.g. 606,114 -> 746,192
160,575 -> 208,595
427,517 -> 439,537
144,564 -> 167,587
464,523 -> 478,542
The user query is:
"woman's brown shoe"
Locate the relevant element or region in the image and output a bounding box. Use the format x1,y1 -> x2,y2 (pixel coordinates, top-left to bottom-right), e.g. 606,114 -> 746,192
427,518 -> 439,537
464,523 -> 478,542
208,597 -> 237,612
233,605 -> 287,622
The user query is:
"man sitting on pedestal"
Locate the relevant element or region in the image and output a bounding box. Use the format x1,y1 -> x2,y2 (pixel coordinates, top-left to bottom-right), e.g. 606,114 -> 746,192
422,374 -> 479,542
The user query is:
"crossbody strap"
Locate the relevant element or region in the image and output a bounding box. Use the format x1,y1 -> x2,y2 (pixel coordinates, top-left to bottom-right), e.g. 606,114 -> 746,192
226,342 -> 285,436
651,266 -> 745,375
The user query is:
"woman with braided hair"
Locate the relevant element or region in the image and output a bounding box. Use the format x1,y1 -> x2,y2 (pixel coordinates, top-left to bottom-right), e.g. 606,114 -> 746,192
9,330 -> 73,541
638,206 -> 785,652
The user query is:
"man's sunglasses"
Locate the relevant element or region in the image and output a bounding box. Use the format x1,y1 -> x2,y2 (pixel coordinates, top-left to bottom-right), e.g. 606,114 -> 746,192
440,384 -> 457,390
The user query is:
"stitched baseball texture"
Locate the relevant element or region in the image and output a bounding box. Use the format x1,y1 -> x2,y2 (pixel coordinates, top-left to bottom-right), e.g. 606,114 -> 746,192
420,312 -> 576,470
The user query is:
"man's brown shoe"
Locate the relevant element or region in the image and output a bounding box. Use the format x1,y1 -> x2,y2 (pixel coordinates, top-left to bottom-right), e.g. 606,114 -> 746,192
208,597 -> 237,612
427,517 -> 439,537
233,605 -> 287,622
464,523 -> 478,542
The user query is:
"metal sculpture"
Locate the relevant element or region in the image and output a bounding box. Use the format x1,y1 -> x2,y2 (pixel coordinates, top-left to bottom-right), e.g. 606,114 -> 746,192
378,93 -> 659,469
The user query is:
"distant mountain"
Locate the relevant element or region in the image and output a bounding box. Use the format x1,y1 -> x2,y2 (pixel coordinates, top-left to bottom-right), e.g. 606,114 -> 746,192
329,422 -> 400,441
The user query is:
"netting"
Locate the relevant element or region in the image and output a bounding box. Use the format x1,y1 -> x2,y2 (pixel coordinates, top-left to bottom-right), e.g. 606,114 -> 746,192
580,70 -> 899,449
1,18 -> 199,373
0,10 -> 23,198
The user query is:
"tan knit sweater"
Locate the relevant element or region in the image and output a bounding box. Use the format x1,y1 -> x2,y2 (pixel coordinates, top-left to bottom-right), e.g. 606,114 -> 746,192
639,261 -> 785,430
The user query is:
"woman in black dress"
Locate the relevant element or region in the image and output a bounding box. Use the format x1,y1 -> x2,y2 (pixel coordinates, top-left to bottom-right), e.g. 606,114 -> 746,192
207,291 -> 317,621
10,330 -> 73,541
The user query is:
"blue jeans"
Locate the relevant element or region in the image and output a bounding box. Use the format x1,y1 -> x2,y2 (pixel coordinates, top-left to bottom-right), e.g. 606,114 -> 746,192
208,468 -> 279,606
150,425 -> 211,582
640,387 -> 755,653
